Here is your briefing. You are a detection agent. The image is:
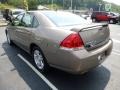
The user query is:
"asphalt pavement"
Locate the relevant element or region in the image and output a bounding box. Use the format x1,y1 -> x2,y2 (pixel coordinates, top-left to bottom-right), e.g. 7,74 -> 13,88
0,24 -> 120,90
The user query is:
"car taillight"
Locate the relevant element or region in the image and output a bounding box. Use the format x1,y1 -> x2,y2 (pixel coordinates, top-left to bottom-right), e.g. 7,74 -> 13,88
60,33 -> 84,49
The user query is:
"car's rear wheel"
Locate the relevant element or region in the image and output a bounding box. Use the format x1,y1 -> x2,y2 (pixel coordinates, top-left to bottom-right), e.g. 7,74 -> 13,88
32,46 -> 49,73
6,32 -> 13,45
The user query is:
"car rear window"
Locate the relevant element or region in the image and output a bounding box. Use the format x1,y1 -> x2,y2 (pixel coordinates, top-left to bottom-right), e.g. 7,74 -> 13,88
42,11 -> 88,26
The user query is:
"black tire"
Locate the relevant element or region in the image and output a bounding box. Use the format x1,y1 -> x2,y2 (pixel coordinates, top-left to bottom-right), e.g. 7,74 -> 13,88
32,46 -> 49,73
6,32 -> 13,45
92,18 -> 96,22
109,19 -> 116,24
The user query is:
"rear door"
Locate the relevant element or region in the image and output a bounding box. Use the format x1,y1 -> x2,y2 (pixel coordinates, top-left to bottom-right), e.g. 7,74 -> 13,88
96,12 -> 102,21
101,12 -> 109,21
96,12 -> 108,21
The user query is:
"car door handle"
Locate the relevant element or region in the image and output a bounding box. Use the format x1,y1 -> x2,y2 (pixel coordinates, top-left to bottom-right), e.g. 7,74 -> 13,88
17,30 -> 30,33
17,30 -> 24,33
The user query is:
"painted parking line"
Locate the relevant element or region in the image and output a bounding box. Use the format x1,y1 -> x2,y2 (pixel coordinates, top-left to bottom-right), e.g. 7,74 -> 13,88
113,49 -> 120,53
112,39 -> 120,44
112,48 -> 120,56
112,52 -> 120,56
17,54 -> 58,90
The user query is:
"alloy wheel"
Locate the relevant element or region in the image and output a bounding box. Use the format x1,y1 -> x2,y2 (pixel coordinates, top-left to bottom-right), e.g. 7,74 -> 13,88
33,49 -> 44,70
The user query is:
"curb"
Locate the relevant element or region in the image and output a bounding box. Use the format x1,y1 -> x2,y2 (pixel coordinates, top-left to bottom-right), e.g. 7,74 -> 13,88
0,24 -> 7,27
0,25 -> 7,27
0,21 -> 8,27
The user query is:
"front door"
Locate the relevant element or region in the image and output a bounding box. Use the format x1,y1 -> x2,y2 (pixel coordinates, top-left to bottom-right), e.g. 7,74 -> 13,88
9,13 -> 24,44
15,13 -> 34,51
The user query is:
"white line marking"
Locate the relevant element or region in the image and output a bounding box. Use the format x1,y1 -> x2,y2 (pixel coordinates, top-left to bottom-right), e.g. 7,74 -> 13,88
112,39 -> 120,44
113,49 -> 120,53
17,54 -> 58,90
112,52 -> 120,56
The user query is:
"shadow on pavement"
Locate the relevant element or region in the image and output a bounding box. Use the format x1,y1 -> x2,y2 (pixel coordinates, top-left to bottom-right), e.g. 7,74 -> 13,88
2,42 -> 51,90
2,42 -> 111,90
45,66 -> 110,90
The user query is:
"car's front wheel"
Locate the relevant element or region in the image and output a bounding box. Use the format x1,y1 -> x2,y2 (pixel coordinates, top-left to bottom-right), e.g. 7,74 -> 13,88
32,46 -> 49,73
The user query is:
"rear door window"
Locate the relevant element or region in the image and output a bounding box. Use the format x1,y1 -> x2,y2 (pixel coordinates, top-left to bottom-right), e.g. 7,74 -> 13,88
21,13 -> 33,27
16,14 -> 24,21
32,16 -> 39,28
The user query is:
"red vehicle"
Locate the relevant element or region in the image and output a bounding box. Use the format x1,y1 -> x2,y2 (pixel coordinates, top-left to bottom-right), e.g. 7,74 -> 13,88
91,11 -> 120,24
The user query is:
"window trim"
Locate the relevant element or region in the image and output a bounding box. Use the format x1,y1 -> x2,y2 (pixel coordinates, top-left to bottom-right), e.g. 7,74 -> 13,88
21,13 -> 33,28
15,13 -> 24,22
31,16 -> 40,28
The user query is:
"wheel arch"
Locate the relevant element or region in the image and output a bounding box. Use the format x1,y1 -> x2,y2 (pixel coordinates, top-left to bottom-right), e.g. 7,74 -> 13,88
29,43 -> 39,54
29,43 -> 45,57
29,43 -> 49,67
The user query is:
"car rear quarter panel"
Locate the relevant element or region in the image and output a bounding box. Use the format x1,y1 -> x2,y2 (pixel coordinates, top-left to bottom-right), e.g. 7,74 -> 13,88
31,26 -> 74,63
50,39 -> 113,74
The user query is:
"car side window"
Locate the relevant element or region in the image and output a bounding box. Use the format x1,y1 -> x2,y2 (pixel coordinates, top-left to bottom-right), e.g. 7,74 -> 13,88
110,13 -> 115,16
12,14 -> 24,26
102,12 -> 107,16
102,12 -> 105,15
16,14 -> 23,21
105,13 -> 108,16
21,13 -> 33,27
32,16 -> 39,28
96,12 -> 100,15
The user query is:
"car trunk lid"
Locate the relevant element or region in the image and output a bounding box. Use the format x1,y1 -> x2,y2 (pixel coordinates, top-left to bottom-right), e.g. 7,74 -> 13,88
70,23 -> 110,51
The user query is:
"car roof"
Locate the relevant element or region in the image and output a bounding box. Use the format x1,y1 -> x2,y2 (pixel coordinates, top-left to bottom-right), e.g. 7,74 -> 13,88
93,11 -> 106,12
28,10 -> 73,14
92,11 -> 108,15
27,10 -> 58,27
11,9 -> 25,12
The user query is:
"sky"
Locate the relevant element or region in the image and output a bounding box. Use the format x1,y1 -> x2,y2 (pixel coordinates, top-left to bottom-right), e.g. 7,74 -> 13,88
103,0 -> 120,5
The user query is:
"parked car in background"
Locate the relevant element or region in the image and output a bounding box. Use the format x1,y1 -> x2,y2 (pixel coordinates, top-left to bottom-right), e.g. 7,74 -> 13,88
2,9 -> 10,21
3,8 -> 25,21
6,11 -> 113,74
10,9 -> 25,18
91,11 -> 120,24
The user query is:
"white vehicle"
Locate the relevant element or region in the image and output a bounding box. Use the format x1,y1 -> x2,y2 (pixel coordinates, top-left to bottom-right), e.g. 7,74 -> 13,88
11,9 -> 25,18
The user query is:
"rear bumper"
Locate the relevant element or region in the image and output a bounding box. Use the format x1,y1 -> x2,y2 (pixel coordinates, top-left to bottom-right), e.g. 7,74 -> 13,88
50,39 -> 113,74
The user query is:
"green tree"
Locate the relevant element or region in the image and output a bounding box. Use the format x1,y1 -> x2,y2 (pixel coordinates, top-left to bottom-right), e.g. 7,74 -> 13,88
8,0 -> 23,8
28,0 -> 39,10
23,0 -> 28,10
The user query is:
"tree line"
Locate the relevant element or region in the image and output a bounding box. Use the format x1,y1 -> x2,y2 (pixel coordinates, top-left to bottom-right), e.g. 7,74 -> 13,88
1,0 -> 120,12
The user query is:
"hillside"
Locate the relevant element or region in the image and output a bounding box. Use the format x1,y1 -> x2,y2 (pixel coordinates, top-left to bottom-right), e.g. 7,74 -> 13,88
1,0 -> 120,13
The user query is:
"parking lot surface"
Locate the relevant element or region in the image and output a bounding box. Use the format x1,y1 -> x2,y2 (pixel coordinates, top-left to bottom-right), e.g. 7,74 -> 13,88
0,24 -> 120,90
